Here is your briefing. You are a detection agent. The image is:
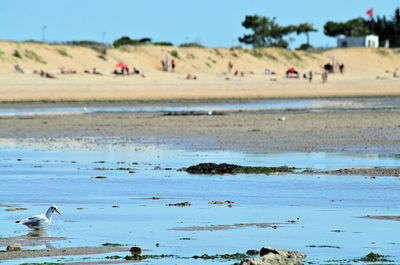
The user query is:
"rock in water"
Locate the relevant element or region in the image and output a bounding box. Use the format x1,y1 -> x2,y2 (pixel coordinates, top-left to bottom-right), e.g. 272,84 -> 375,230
130,246 -> 142,255
7,243 -> 22,251
239,246 -> 306,265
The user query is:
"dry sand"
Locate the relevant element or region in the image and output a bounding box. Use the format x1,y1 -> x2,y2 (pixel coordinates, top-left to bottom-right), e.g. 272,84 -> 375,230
0,42 -> 400,101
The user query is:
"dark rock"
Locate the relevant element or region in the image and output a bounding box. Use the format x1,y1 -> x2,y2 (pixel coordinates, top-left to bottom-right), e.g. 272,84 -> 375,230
7,243 -> 22,251
185,163 -> 241,174
130,246 -> 142,255
260,247 -> 280,256
246,249 -> 260,256
166,201 -> 191,207
184,163 -> 294,175
208,200 -> 235,205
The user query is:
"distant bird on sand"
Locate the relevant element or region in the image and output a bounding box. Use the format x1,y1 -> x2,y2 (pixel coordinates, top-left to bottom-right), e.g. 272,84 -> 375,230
16,205 -> 61,230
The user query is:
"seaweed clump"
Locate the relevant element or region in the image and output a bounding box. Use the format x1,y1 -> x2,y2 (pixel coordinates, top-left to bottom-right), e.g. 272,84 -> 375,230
184,163 -> 295,175
359,252 -> 388,262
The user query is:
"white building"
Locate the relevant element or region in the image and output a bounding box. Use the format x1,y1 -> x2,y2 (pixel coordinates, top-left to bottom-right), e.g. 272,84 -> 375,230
337,35 -> 379,48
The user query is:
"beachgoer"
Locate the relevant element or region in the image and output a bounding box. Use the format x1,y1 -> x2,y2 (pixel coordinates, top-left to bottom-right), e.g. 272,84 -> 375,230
228,61 -> 233,73
339,63 -> 345,74
322,70 -> 328,83
303,74 -> 307,79
133,67 -> 140,75
93,68 -> 101,75
234,70 -> 238,76
14,64 -> 24,74
39,70 -> 55,78
171,59 -> 175,72
61,67 -> 76,74
308,71 -> 313,83
161,59 -> 166,71
45,72 -> 56,79
324,63 -> 333,73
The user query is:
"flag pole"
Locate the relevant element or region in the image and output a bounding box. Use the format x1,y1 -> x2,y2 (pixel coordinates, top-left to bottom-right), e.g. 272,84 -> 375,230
371,19 -> 374,35
366,8 -> 374,35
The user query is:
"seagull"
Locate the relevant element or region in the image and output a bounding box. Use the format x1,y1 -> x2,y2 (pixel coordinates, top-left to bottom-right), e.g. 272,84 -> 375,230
16,205 -> 61,230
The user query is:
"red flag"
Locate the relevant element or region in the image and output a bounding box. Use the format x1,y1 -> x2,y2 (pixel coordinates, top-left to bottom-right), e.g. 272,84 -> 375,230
366,8 -> 373,17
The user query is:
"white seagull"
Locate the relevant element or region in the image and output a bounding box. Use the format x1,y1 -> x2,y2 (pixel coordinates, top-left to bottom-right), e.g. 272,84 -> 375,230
16,205 -> 61,230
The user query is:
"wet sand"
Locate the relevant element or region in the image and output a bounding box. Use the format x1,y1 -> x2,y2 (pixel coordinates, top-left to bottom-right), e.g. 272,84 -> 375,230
170,222 -> 280,231
0,100 -> 399,154
364,216 -> 400,221
317,167 -> 400,176
0,246 -> 129,261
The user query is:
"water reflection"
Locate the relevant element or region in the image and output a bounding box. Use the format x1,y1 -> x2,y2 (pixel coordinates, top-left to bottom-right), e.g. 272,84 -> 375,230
26,230 -> 49,238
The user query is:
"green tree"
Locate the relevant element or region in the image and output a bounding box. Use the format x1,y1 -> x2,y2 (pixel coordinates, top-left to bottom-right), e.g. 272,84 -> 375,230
238,15 -> 295,48
295,23 -> 318,46
113,36 -> 152,48
323,18 -> 370,37
324,7 -> 400,47
375,7 -> 400,47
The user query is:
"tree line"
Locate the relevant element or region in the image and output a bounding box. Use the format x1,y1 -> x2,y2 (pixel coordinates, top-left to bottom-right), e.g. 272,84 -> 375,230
239,7 -> 400,49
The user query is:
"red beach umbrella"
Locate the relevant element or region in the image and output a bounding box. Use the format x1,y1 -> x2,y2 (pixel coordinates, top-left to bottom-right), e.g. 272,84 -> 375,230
287,67 -> 296,73
115,63 -> 129,69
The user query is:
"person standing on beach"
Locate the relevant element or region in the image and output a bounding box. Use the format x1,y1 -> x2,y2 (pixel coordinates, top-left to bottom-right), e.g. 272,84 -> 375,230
161,59 -> 166,71
228,61 -> 233,73
171,59 -> 176,72
322,70 -> 328,83
339,63 -> 345,74
308,71 -> 313,83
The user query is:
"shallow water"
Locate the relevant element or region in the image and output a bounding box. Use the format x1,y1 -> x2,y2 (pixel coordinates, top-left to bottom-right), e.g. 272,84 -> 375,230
0,99 -> 328,116
0,139 -> 399,264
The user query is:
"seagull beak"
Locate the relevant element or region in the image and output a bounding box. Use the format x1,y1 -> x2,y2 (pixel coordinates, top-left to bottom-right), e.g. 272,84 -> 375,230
56,209 -> 61,215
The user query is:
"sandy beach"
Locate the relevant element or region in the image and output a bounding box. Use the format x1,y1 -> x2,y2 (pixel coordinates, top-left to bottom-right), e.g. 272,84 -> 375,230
0,42 -> 400,101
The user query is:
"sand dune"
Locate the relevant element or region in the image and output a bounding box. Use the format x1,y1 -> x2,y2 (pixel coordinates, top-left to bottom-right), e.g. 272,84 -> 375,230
0,41 -> 399,101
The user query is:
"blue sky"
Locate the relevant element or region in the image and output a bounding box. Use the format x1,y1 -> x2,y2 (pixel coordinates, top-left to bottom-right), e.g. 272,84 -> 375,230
1,0 -> 398,49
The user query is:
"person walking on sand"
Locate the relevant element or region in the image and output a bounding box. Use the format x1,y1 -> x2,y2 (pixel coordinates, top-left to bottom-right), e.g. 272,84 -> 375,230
308,71 -> 313,83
